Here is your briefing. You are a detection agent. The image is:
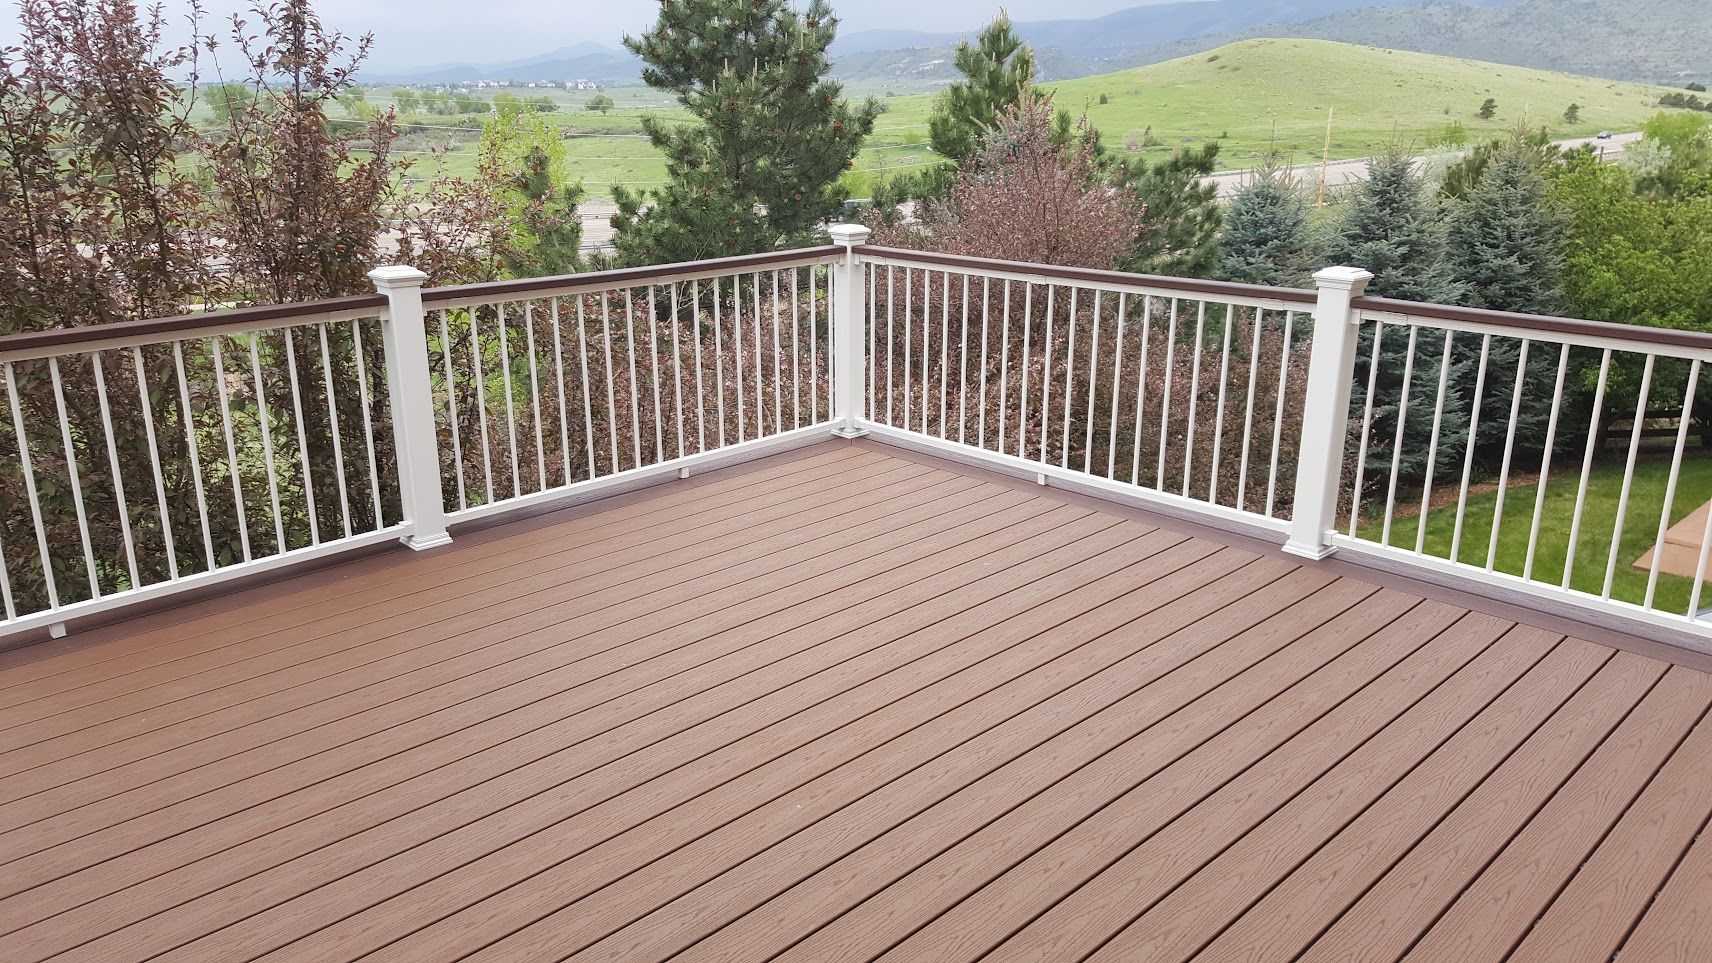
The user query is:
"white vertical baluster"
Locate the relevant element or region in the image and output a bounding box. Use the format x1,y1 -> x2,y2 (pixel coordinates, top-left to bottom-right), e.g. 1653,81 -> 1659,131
4,362 -> 59,609
49,359 -> 101,596
1449,334 -> 1493,565
1018,282 -> 1034,459
769,271 -> 782,435
435,312 -> 466,512
280,328 -> 320,546
524,301 -> 546,491
975,277 -> 990,448
669,286 -> 686,457
1647,360 -> 1700,608
1107,292 -> 1129,480
692,279 -> 708,451
885,266 -> 895,426
751,273 -> 764,435
1181,300 -> 1206,496
1415,331 -> 1456,555
918,270 -> 933,435
1562,350 -> 1612,591
733,276 -> 747,441
318,324 -> 355,534
600,291 -> 620,468
495,302 -> 521,496
996,279 -> 1011,454
1060,288 -> 1080,468
1485,339 -> 1533,571
789,270 -> 801,430
1207,303 -> 1235,505
1155,298 -> 1180,490
211,337 -> 253,561
1083,290 -> 1104,475
248,334 -> 284,551
647,287 -> 663,461
1344,318 -> 1383,537
1263,309 -> 1297,518
89,355 -> 140,585
1603,355 -> 1654,600
958,274 -> 971,446
903,269 -> 915,432
129,347 -> 177,580
808,265 -> 820,424
1237,308 -> 1267,510
1130,295 -> 1154,486
867,264 -> 877,427
464,308 -> 495,503
1380,327 -> 1419,546
172,342 -> 217,569
575,296 -> 597,477
550,298 -> 572,484
350,319 -> 387,528
1039,284 -> 1057,463
712,279 -> 728,447
1523,344 -> 1572,581
938,271 -> 950,439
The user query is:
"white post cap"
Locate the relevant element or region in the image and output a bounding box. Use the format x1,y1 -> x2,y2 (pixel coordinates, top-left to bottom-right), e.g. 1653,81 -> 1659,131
368,265 -> 429,290
827,223 -> 872,247
1312,265 -> 1375,292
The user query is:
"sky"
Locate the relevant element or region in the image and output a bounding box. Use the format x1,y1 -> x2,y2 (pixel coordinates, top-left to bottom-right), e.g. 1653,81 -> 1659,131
0,0 -> 1181,73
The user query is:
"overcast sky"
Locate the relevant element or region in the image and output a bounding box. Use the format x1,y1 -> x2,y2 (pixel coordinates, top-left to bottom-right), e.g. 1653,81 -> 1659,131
1,1 -> 1183,72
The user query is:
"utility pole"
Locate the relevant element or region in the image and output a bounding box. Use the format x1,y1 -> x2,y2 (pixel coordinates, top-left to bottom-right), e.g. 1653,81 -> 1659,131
1316,106 -> 1335,207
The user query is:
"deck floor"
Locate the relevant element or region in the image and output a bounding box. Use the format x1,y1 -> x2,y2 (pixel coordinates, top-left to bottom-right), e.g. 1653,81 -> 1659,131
2,442 -> 1711,962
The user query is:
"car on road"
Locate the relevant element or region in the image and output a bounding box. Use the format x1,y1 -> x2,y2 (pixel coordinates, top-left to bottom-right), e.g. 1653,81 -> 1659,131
1596,130 -> 1614,140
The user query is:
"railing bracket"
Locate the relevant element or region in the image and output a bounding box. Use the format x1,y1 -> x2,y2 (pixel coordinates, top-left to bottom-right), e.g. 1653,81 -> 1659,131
1036,472 -> 1048,486
678,466 -> 691,479
48,622 -> 66,640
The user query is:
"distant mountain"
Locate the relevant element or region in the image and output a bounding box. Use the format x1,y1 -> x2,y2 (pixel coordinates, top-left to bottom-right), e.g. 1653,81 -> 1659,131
370,43 -> 640,85
831,0 -> 1511,84
833,0 -> 1702,89
1172,0 -> 1710,86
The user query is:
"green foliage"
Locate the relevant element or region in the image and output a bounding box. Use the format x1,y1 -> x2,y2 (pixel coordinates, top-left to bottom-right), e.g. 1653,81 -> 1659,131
585,93 -> 615,113
1447,138 -> 1569,314
1563,103 -> 1581,123
1478,97 -> 1498,120
1115,142 -> 1223,277
928,13 -> 1038,165
207,82 -> 256,124
480,111 -> 584,277
1427,121 -> 1469,147
611,0 -> 877,264
392,88 -> 419,113
1217,161 -> 1319,287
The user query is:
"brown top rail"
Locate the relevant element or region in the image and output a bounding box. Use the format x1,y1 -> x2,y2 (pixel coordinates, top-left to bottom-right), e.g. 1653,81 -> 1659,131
852,245 -> 1322,306
0,293 -> 388,357
419,245 -> 845,305
1353,296 -> 1712,354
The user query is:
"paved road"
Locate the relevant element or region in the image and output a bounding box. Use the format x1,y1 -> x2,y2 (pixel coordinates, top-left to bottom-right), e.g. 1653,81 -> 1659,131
1207,131 -> 1642,199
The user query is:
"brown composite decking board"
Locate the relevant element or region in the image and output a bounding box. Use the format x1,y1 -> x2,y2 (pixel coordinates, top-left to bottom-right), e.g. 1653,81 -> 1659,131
0,441 -> 1710,962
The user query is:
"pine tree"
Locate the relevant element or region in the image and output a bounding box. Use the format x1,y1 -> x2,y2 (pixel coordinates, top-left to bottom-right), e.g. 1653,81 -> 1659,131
928,13 -> 1037,164
610,0 -> 877,265
1330,149 -> 1468,497
1217,161 -> 1318,287
1117,143 -> 1224,277
1328,149 -> 1463,303
1448,138 -> 1568,314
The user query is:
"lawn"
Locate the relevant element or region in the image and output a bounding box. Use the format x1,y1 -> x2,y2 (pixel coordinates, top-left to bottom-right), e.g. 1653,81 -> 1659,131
1357,456 -> 1712,617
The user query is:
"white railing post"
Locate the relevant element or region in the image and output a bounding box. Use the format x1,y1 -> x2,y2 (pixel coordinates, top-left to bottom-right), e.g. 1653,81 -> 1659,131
828,223 -> 871,438
370,265 -> 451,551
1284,265 -> 1373,560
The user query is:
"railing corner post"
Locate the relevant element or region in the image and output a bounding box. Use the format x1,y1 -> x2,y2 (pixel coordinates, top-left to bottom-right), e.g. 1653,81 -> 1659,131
1284,265 -> 1373,561
370,265 -> 451,552
827,223 -> 871,439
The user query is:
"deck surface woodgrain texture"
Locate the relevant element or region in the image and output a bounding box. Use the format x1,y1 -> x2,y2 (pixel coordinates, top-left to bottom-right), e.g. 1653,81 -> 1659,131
1,441 -> 1709,963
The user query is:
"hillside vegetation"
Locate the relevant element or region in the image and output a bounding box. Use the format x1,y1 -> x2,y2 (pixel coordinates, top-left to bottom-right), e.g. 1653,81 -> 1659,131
876,39 -> 1685,172
391,39 -> 1686,196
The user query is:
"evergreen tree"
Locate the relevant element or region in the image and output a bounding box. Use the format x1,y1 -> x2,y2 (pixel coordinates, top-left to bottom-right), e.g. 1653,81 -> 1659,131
1448,138 -> 1568,314
611,0 -> 877,265
1217,161 -> 1319,287
1328,149 -> 1463,303
1118,143 -> 1223,277
481,111 -> 584,278
928,12 -> 1037,164
1330,149 -> 1468,496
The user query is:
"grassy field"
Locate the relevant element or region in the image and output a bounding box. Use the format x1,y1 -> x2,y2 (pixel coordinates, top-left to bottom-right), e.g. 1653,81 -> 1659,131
358,38 -> 1684,199
1359,457 -> 1712,616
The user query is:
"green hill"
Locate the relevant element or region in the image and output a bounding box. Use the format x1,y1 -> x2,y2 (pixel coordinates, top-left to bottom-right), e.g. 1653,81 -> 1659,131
871,38 -> 1687,173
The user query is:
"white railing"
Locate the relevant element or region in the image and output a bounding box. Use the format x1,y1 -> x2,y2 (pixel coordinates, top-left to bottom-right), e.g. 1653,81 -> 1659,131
5,224 -> 1712,647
